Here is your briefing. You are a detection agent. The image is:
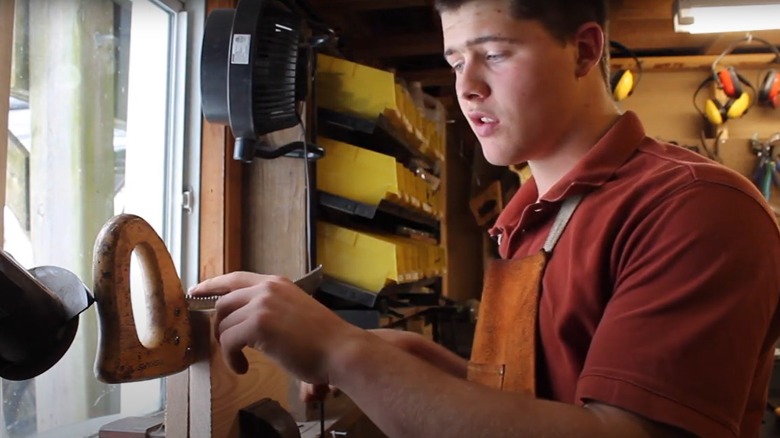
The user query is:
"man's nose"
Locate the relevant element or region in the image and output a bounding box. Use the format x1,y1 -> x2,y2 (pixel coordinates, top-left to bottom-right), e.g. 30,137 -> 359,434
457,65 -> 489,101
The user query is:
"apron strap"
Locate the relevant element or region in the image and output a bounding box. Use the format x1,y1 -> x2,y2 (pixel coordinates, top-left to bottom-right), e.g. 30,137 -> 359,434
467,193 -> 585,396
542,193 -> 584,253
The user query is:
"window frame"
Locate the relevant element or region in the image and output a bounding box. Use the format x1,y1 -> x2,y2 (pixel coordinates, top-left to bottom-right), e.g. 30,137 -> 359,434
1,0 -> 15,246
0,0 -> 205,435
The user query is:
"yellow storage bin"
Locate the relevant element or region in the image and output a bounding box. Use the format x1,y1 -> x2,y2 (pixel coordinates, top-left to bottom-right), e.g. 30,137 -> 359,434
317,137 -> 401,206
315,137 -> 436,218
317,222 -> 403,292
315,54 -> 428,156
316,54 -> 398,121
364,232 -> 420,283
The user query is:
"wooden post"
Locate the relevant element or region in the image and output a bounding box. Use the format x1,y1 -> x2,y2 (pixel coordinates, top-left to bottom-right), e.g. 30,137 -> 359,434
443,121 -> 484,302
198,0 -> 244,283
191,118 -> 307,437
27,0 -> 118,429
193,3 -> 309,430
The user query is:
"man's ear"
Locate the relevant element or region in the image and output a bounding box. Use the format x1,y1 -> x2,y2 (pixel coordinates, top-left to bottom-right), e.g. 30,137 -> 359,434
573,22 -> 604,78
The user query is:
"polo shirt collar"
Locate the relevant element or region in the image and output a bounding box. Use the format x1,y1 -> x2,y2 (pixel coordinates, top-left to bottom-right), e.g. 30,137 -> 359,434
490,111 -> 646,241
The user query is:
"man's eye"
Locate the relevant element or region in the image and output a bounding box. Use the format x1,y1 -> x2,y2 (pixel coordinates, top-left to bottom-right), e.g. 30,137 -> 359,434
451,62 -> 464,73
486,53 -> 505,62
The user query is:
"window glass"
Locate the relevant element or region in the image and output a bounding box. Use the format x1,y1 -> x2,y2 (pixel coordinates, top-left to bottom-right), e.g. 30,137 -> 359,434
2,0 -> 187,435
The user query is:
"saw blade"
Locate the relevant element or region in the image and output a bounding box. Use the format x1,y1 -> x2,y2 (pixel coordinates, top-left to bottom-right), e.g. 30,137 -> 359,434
185,265 -> 323,311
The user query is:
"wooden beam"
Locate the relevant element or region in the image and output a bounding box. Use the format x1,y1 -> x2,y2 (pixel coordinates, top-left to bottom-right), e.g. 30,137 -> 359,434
198,121 -> 242,275
609,18 -> 712,51
612,53 -> 780,71
314,10 -> 372,38
703,34 -> 736,57
703,30 -> 780,56
198,2 -> 242,280
350,32 -> 442,59
610,0 -> 673,20
0,0 -> 14,247
309,0 -> 430,11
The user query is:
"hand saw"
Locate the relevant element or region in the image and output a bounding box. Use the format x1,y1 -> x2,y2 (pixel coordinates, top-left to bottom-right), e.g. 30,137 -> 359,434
92,213 -> 322,384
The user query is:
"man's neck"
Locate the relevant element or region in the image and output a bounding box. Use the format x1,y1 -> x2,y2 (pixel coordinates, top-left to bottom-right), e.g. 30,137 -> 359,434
529,108 -> 622,198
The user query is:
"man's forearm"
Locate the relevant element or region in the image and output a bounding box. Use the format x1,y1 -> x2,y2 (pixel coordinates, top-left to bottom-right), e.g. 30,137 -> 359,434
374,329 -> 467,378
328,332 -> 624,438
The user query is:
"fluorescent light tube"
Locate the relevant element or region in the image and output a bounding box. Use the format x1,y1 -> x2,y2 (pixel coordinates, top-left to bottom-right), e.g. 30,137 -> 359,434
674,0 -> 780,34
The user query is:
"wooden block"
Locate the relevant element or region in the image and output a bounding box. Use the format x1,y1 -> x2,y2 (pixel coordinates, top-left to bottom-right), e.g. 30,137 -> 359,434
99,412 -> 164,438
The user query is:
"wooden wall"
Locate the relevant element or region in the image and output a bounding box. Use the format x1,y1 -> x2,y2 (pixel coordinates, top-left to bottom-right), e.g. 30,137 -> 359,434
619,65 -> 780,212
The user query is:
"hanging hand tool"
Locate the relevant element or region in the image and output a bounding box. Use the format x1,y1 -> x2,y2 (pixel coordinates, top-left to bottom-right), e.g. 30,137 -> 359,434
92,213 -> 323,383
750,134 -> 780,201
0,250 -> 93,380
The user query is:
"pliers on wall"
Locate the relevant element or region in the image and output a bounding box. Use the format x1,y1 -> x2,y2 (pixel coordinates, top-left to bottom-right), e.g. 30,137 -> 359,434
751,134 -> 780,201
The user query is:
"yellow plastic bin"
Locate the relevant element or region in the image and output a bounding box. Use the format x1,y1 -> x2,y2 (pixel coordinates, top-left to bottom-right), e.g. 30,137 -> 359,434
317,137 -> 401,206
317,222 -> 403,292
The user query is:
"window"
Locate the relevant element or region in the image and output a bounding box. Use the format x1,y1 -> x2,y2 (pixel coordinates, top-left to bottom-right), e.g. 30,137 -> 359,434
1,0 -> 200,435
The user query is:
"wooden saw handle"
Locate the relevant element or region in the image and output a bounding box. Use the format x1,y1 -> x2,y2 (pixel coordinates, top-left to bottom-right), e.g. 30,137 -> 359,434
93,214 -> 193,383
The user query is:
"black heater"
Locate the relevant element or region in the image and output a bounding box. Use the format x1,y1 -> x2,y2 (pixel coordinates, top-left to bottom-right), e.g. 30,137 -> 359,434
201,0 -> 319,162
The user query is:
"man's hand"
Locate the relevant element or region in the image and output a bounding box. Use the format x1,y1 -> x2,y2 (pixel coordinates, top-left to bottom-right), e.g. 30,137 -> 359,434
188,271 -> 364,384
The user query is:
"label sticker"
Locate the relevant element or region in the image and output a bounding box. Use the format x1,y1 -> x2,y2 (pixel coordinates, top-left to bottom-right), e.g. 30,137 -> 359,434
231,34 -> 251,65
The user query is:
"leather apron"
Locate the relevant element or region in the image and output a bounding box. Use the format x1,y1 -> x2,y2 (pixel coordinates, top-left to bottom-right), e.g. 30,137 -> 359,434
467,194 -> 583,396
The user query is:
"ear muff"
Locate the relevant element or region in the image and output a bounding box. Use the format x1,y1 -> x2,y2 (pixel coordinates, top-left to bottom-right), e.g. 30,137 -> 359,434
703,92 -> 751,126
611,69 -> 634,102
759,69 -> 780,108
609,41 -> 641,102
704,99 -> 725,125
696,72 -> 754,126
726,92 -> 751,119
716,66 -> 743,98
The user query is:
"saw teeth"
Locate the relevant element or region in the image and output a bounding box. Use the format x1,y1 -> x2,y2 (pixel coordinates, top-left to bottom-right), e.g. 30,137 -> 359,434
185,295 -> 219,310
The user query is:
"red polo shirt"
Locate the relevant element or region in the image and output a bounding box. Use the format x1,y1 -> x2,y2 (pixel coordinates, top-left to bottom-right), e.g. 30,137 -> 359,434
490,111 -> 780,437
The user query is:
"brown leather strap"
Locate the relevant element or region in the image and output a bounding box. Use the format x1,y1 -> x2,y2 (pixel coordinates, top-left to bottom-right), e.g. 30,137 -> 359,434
468,195 -> 584,396
468,251 -> 547,396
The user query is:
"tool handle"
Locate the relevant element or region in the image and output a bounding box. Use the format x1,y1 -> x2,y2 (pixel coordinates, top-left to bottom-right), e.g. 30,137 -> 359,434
93,214 -> 193,383
763,164 -> 774,200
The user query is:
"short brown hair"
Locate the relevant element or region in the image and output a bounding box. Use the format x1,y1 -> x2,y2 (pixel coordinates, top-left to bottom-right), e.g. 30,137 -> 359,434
435,0 -> 610,86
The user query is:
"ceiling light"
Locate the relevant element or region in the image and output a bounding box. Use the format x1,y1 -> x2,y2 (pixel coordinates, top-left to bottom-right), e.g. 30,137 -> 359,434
674,0 -> 780,34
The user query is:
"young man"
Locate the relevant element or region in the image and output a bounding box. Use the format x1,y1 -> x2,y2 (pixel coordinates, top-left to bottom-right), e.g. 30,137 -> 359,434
189,0 -> 780,436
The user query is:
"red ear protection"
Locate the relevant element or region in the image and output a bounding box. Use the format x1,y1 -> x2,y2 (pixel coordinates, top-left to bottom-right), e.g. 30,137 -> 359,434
709,35 -> 780,112
694,73 -> 755,126
716,66 -> 743,98
758,69 -> 780,109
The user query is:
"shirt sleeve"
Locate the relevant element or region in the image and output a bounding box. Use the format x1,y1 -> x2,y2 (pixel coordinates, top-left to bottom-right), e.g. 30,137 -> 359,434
575,182 -> 780,437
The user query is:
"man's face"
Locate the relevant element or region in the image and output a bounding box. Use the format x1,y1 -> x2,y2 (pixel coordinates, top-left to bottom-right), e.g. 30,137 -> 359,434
442,0 -> 580,166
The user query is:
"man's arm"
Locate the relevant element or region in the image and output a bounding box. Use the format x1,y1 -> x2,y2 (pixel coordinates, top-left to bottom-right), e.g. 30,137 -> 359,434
300,329 -> 466,402
190,274 -> 692,438
369,328 -> 467,378
329,330 -> 692,438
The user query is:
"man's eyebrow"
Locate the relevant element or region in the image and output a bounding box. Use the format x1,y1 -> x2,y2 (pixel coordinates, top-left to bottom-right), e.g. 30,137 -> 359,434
443,35 -> 519,57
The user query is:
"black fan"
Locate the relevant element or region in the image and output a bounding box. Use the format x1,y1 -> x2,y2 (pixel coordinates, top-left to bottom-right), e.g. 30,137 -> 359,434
201,0 -> 320,162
